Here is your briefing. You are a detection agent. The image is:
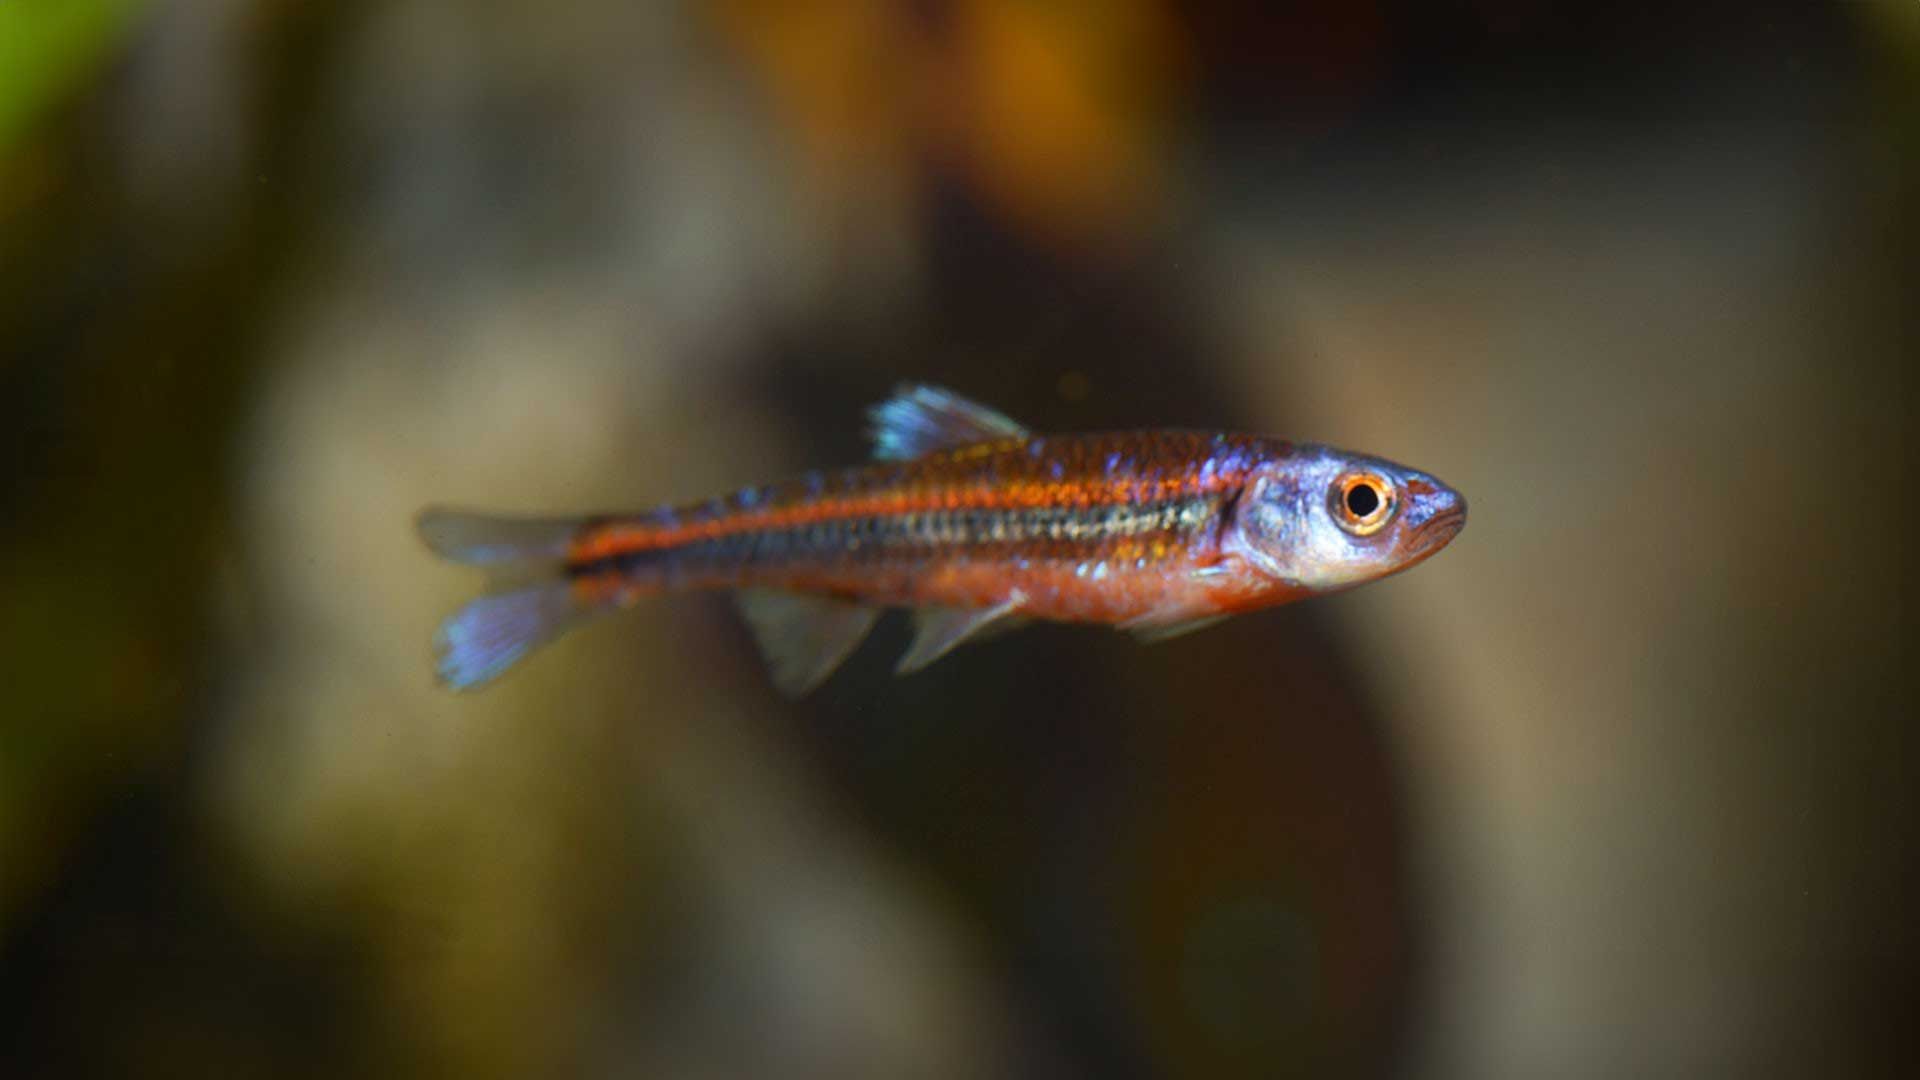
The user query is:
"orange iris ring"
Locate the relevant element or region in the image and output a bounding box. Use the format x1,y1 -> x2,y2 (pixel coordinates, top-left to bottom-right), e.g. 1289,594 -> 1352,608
1332,472 -> 1396,536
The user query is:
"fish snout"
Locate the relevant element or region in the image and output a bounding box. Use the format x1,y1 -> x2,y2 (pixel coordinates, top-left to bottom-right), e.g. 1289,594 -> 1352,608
1401,473 -> 1467,554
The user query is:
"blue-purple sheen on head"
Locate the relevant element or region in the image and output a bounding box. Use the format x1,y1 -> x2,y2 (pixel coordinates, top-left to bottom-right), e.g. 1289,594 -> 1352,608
1223,445 -> 1467,592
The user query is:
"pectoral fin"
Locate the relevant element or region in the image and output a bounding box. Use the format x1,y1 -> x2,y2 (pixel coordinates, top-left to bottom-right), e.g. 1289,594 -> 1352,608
895,599 -> 1025,674
735,590 -> 881,697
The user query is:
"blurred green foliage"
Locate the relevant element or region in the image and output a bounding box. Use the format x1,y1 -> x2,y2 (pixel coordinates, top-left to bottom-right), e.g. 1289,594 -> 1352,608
0,0 -> 144,151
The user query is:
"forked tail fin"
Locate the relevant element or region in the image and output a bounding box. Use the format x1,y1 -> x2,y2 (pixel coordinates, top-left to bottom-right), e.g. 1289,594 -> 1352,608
434,584 -> 601,689
417,508 -> 581,567
418,508 -> 613,690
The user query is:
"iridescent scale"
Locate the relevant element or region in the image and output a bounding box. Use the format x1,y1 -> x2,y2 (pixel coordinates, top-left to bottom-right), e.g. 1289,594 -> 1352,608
565,432 -> 1275,622
421,383 -> 1465,692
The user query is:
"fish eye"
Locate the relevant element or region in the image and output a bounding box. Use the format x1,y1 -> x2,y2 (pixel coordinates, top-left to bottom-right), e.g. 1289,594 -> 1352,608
1331,472 -> 1396,536
1346,483 -> 1379,518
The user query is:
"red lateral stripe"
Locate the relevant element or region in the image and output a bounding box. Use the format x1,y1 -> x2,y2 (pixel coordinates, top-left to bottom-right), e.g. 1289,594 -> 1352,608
568,469 -> 1238,564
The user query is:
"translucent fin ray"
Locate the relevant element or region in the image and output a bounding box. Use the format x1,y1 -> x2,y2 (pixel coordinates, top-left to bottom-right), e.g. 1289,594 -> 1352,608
1125,614 -> 1229,643
434,583 -> 608,690
417,508 -> 581,566
735,589 -> 881,697
895,600 -> 1025,674
865,384 -> 1028,461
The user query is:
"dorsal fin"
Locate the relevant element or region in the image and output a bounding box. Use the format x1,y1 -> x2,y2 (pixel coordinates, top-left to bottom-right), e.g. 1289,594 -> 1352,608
866,384 -> 1029,461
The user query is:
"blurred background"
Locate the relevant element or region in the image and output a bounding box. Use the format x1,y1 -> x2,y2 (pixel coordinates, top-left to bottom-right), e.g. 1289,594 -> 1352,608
2,1 -> 1916,1077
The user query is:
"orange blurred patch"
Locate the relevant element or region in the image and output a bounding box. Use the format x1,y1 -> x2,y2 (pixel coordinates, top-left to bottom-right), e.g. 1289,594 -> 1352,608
711,0 -> 927,189
951,0 -> 1186,245
711,0 -> 1190,249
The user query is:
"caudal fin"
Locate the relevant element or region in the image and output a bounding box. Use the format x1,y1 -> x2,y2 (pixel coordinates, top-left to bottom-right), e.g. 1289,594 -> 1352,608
417,507 -> 581,566
418,508 -> 610,690
433,583 -> 603,690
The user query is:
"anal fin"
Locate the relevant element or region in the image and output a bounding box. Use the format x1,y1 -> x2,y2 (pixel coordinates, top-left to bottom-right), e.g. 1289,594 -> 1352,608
735,590 -> 881,697
896,599 -> 1025,674
1122,613 -> 1230,643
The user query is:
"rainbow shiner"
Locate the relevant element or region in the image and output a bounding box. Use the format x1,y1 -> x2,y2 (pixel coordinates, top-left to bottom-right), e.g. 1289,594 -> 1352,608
420,385 -> 1467,694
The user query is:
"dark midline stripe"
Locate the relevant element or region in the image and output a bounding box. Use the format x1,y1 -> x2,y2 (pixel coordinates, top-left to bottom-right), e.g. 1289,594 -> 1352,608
569,434 -> 1268,564
569,495 -> 1221,579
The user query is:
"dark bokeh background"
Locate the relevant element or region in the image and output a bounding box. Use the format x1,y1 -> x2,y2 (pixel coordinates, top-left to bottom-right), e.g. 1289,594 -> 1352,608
2,2 -> 1915,1077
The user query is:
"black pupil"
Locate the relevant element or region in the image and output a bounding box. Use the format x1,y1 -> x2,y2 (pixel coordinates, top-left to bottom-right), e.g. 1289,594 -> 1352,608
1345,482 -> 1381,518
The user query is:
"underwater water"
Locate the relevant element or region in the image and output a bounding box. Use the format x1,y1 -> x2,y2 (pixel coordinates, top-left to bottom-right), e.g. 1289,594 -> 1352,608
2,3 -> 1915,1077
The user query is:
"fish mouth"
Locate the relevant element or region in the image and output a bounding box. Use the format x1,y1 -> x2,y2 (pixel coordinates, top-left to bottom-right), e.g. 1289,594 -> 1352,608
1404,488 -> 1467,559
1417,507 -> 1466,552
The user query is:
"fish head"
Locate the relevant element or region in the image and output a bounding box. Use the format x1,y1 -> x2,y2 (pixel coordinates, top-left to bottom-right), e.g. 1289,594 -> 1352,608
1225,445 -> 1467,593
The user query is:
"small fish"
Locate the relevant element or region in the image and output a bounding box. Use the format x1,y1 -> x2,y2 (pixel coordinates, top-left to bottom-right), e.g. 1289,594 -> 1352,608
420,385 -> 1466,695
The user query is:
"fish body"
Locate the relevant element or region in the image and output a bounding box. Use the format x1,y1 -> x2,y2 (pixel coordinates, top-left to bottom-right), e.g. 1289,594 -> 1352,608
568,431 -> 1273,625
421,386 -> 1466,694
